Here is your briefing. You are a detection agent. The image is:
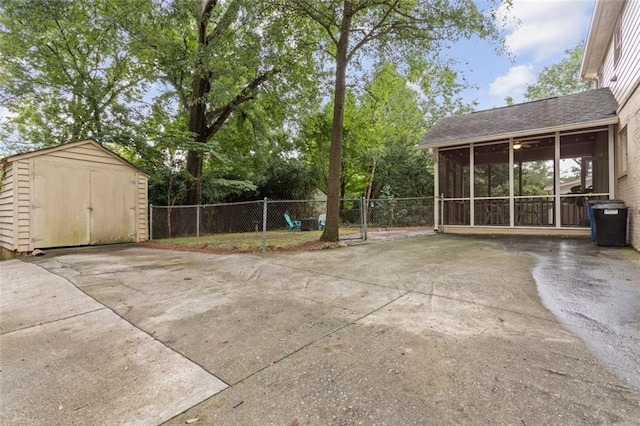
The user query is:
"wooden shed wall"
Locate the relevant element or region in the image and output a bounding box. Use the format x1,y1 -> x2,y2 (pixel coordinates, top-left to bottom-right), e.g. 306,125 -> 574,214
1,140 -> 149,253
0,162 -> 15,251
45,142 -> 128,167
0,159 -> 30,253
136,173 -> 148,241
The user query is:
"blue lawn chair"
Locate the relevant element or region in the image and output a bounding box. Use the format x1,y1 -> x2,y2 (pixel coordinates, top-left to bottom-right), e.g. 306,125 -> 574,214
318,213 -> 326,230
284,213 -> 301,231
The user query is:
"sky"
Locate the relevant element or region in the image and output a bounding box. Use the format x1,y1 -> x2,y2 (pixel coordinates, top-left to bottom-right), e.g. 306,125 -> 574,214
453,0 -> 595,111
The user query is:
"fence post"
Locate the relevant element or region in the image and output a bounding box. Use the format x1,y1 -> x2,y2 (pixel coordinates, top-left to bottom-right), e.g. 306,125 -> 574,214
196,204 -> 200,243
149,204 -> 153,240
361,196 -> 368,241
262,197 -> 268,252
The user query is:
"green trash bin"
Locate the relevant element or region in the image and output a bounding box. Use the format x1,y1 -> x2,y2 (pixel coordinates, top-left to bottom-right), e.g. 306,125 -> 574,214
592,202 -> 628,247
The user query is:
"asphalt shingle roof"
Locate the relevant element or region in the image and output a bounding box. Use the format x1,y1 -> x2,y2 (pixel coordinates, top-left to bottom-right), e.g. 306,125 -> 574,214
419,88 -> 618,147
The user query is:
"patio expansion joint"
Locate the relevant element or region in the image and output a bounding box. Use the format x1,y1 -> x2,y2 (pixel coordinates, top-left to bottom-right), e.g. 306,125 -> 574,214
32,264 -> 233,390
228,290 -> 412,388
267,260 -> 555,325
411,290 -> 557,325
0,307 -> 107,336
161,288 -> 413,424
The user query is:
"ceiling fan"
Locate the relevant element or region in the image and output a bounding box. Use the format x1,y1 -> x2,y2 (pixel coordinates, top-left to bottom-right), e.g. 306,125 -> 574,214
513,140 -> 538,150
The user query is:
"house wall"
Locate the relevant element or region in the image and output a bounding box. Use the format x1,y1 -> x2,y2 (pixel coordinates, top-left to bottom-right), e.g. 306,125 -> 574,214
598,0 -> 640,104
616,87 -> 640,250
596,0 -> 640,249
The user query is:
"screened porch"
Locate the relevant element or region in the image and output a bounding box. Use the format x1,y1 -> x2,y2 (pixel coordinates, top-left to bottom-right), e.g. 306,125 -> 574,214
437,127 -> 612,229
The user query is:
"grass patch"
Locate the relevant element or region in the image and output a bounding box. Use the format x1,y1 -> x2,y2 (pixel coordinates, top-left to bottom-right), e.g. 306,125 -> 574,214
151,230 -> 325,251
143,227 -> 364,253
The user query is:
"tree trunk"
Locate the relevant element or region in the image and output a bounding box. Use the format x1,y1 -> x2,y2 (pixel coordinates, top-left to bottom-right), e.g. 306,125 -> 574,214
185,69 -> 211,205
321,2 -> 352,242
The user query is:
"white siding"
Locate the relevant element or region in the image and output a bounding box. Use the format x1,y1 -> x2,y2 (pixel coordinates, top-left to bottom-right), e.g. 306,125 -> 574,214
599,0 -> 640,105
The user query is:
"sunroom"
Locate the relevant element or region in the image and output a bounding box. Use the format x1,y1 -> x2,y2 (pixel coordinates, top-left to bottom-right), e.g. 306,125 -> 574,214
418,88 -> 619,235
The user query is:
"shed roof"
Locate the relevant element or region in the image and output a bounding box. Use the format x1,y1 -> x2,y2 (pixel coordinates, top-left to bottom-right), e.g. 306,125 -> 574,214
419,88 -> 618,148
1,139 -> 148,176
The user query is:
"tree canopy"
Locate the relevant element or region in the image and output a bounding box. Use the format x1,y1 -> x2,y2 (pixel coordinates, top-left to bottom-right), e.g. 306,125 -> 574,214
525,42 -> 593,101
1,0 -> 507,237
0,0 -> 150,150
279,0 -> 504,241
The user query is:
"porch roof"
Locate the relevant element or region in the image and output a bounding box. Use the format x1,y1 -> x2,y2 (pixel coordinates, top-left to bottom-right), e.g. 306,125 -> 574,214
418,88 -> 618,148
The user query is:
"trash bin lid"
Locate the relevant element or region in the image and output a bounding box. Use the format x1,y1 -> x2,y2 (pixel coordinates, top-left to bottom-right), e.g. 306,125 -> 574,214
592,202 -> 627,209
587,200 -> 611,206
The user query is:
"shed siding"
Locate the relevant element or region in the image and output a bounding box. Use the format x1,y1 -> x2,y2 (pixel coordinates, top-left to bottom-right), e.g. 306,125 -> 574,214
136,173 -> 148,241
1,139 -> 149,253
0,163 -> 15,250
16,160 -> 31,252
44,144 -> 125,168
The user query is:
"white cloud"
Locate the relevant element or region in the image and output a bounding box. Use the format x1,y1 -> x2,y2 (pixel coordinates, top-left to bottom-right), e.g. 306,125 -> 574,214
497,0 -> 592,61
489,65 -> 536,97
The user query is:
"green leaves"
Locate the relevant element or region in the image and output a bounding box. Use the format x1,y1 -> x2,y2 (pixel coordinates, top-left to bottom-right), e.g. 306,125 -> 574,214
525,42 -> 594,101
0,0 -> 151,147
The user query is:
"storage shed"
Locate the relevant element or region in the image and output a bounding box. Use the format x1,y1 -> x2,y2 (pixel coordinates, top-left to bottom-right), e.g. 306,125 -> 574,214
0,139 -> 148,256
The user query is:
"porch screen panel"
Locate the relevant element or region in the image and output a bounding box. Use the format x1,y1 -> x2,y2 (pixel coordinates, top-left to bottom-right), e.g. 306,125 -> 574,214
439,147 -> 470,225
559,130 -> 609,227
513,136 -> 555,226
474,143 -> 509,226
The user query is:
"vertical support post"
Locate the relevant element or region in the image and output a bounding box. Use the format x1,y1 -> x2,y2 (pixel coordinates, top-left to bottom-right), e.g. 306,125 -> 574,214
440,193 -> 445,233
196,204 -> 200,243
469,144 -> 475,227
554,132 -> 561,228
149,204 -> 153,240
608,124 -> 615,199
262,197 -> 268,252
361,196 -> 368,241
433,148 -> 439,231
509,138 -> 515,227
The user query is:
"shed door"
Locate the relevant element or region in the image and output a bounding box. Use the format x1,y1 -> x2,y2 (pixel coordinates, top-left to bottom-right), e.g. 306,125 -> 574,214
32,160 -> 91,248
89,169 -> 136,244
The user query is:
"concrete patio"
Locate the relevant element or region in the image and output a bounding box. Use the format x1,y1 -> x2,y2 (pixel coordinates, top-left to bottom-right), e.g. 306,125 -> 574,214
1,234 -> 639,425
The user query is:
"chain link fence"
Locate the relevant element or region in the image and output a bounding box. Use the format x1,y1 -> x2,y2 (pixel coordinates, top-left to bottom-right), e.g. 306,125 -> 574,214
149,196 -> 435,251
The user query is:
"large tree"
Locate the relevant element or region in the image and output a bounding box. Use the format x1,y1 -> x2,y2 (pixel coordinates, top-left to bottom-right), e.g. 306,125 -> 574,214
525,42 -> 593,101
282,0 -> 503,241
129,0 -> 317,205
0,0 -> 150,150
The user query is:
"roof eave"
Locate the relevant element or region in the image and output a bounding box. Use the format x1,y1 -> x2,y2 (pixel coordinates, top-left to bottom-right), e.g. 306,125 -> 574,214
580,0 -> 625,79
417,116 -> 619,150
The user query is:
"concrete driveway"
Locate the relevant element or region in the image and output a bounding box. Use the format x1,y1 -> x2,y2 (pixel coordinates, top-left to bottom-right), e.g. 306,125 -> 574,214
1,235 -> 639,425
